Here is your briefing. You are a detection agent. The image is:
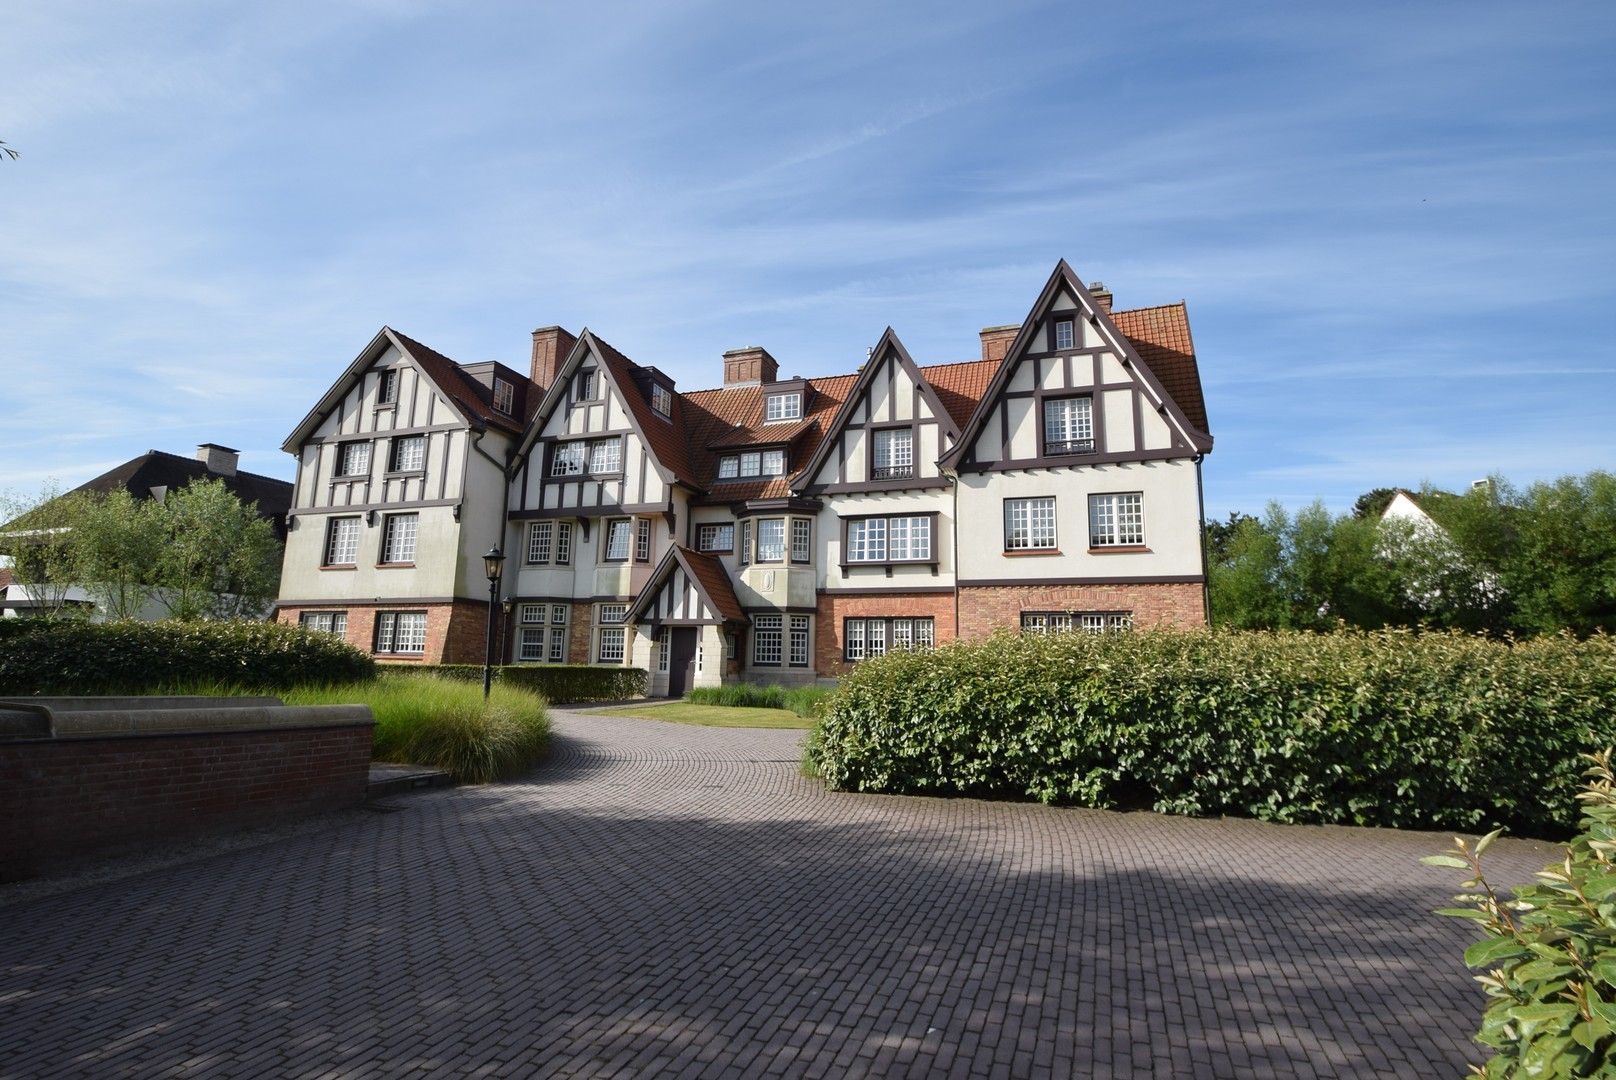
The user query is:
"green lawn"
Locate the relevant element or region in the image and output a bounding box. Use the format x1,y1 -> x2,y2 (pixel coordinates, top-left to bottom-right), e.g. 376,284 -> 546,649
589,702 -> 815,729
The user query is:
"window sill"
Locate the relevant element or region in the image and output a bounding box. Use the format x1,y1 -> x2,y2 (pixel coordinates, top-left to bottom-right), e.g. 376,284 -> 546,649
1088,545 -> 1152,555
375,653 -> 425,660
319,564 -> 357,571
1002,549 -> 1062,557
838,560 -> 940,571
334,474 -> 369,481
374,403 -> 397,411
376,562 -> 416,569
384,470 -> 425,479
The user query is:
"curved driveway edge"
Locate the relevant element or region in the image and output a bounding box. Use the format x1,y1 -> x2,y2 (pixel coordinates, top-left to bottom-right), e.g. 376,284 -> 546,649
0,707 -> 1556,1078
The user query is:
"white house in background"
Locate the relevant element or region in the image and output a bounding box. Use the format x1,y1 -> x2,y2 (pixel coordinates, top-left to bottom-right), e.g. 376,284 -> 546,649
275,261 -> 1215,688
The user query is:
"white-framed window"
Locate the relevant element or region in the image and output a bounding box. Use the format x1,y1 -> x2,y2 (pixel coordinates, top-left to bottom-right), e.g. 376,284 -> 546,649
375,611 -> 426,655
752,614 -> 783,665
635,518 -> 652,562
845,619 -> 866,661
324,517 -> 360,566
717,449 -> 786,480
789,615 -> 810,667
300,611 -> 348,637
575,369 -> 596,401
588,437 -> 623,475
872,428 -> 913,479
527,521 -> 553,564
1044,396 -> 1094,456
765,393 -> 802,422
1004,497 -> 1057,551
866,619 -> 887,658
1021,611 -> 1132,634
651,384 -> 673,418
739,520 -> 752,566
1088,492 -> 1145,547
551,441 -> 585,476
697,523 -> 734,552
493,377 -> 514,415
791,518 -> 811,563
847,517 -> 886,562
550,604 -> 568,662
378,369 -> 399,405
845,515 -> 933,564
389,435 -> 426,473
596,603 -> 627,663
604,518 -> 633,561
656,626 -> 670,672
756,519 -> 785,562
888,516 -> 932,561
555,522 -> 572,565
1054,318 -> 1075,351
382,513 -> 418,563
336,441 -> 370,478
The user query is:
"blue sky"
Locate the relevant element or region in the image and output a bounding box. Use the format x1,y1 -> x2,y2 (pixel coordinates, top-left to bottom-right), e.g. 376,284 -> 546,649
3,1 -> 1612,519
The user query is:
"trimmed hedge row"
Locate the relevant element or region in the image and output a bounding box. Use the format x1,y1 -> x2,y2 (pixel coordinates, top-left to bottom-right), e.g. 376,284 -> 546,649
0,618 -> 375,694
398,663 -> 646,703
686,682 -> 834,718
810,629 -> 1616,837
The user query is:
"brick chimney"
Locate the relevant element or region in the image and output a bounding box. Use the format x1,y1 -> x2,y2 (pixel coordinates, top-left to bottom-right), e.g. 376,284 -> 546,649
530,326 -> 578,393
1087,281 -> 1113,313
196,443 -> 238,477
979,325 -> 1020,363
722,346 -> 778,388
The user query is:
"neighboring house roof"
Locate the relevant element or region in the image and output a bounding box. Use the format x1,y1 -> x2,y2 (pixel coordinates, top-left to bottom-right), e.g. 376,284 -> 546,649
1109,302 -> 1209,434
70,450 -> 293,538
919,358 -> 1001,432
679,374 -> 859,502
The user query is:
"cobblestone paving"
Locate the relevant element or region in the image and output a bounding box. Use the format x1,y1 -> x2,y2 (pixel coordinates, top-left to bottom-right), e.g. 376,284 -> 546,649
0,709 -> 1556,1078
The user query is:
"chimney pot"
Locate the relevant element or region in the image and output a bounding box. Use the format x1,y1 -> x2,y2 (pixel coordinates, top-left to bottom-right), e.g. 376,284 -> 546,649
196,443 -> 239,477
530,326 -> 578,394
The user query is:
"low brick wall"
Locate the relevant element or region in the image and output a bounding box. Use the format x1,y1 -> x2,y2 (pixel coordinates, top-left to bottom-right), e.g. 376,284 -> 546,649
0,702 -> 373,880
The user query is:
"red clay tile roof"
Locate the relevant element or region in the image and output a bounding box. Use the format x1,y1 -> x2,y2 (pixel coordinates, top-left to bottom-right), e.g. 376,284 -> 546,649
1109,303 -> 1209,434
677,547 -> 747,622
587,332 -> 695,486
680,375 -> 857,503
918,358 -> 1001,432
391,331 -> 526,436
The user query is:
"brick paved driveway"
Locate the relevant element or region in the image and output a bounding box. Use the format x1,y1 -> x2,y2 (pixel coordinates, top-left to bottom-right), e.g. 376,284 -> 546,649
0,708 -> 1554,1078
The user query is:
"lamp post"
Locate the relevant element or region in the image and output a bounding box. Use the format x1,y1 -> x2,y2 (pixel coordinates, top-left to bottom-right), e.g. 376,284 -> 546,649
482,546 -> 506,699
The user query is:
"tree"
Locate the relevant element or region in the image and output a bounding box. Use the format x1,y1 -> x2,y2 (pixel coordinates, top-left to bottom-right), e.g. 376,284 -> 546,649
1207,512 -> 1287,628
1505,471 -> 1616,636
1352,487 -> 1399,519
0,483 -> 89,618
70,490 -> 166,620
153,479 -> 282,620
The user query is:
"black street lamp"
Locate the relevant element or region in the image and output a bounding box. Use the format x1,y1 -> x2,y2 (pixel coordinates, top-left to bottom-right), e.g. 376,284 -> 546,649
482,546 -> 506,699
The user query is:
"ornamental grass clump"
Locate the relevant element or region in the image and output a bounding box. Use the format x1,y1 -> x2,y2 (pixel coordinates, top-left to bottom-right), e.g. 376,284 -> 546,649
810,628 -> 1616,836
285,674 -> 550,784
1425,751 -> 1616,1078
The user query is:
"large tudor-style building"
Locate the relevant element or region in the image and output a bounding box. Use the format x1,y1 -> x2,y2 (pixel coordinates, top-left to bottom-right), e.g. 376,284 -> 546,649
274,261 -> 1213,692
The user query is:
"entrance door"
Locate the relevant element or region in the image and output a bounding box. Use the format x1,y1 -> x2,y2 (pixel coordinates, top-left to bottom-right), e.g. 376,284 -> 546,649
666,628 -> 699,698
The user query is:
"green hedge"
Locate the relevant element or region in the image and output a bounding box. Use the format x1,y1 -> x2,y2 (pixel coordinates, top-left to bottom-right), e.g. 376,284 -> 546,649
398,663 -> 646,703
0,618 -> 375,694
810,629 -> 1616,837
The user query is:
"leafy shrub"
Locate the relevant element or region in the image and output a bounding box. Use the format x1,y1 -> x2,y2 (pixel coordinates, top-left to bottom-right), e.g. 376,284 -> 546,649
284,674 -> 550,783
811,628 -> 1616,836
686,682 -> 833,718
0,618 -> 375,694
400,663 -> 645,703
1425,751 -> 1616,1077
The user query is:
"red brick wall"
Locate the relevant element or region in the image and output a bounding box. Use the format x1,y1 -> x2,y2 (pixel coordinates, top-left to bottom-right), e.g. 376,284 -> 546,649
956,582 -> 1205,639
277,600 -> 492,664
0,724 -> 373,879
815,592 -> 957,677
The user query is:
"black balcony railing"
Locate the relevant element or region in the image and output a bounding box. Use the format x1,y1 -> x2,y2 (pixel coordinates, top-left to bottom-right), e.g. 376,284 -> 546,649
871,465 -> 914,480
1044,438 -> 1094,456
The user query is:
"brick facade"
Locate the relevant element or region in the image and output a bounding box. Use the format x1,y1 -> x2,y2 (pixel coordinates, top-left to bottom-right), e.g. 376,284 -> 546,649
956,581 -> 1205,639
0,724 -> 372,878
277,599 -> 494,665
814,591 -> 958,678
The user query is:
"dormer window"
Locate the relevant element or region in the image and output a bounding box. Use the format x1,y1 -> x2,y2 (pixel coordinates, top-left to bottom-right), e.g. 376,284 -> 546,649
764,392 -> 801,423
1054,319 -> 1075,351
575,369 -> 596,401
1043,396 -> 1094,456
492,377 -> 514,415
872,428 -> 913,480
378,369 -> 399,405
650,383 -> 673,418
717,448 -> 785,480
